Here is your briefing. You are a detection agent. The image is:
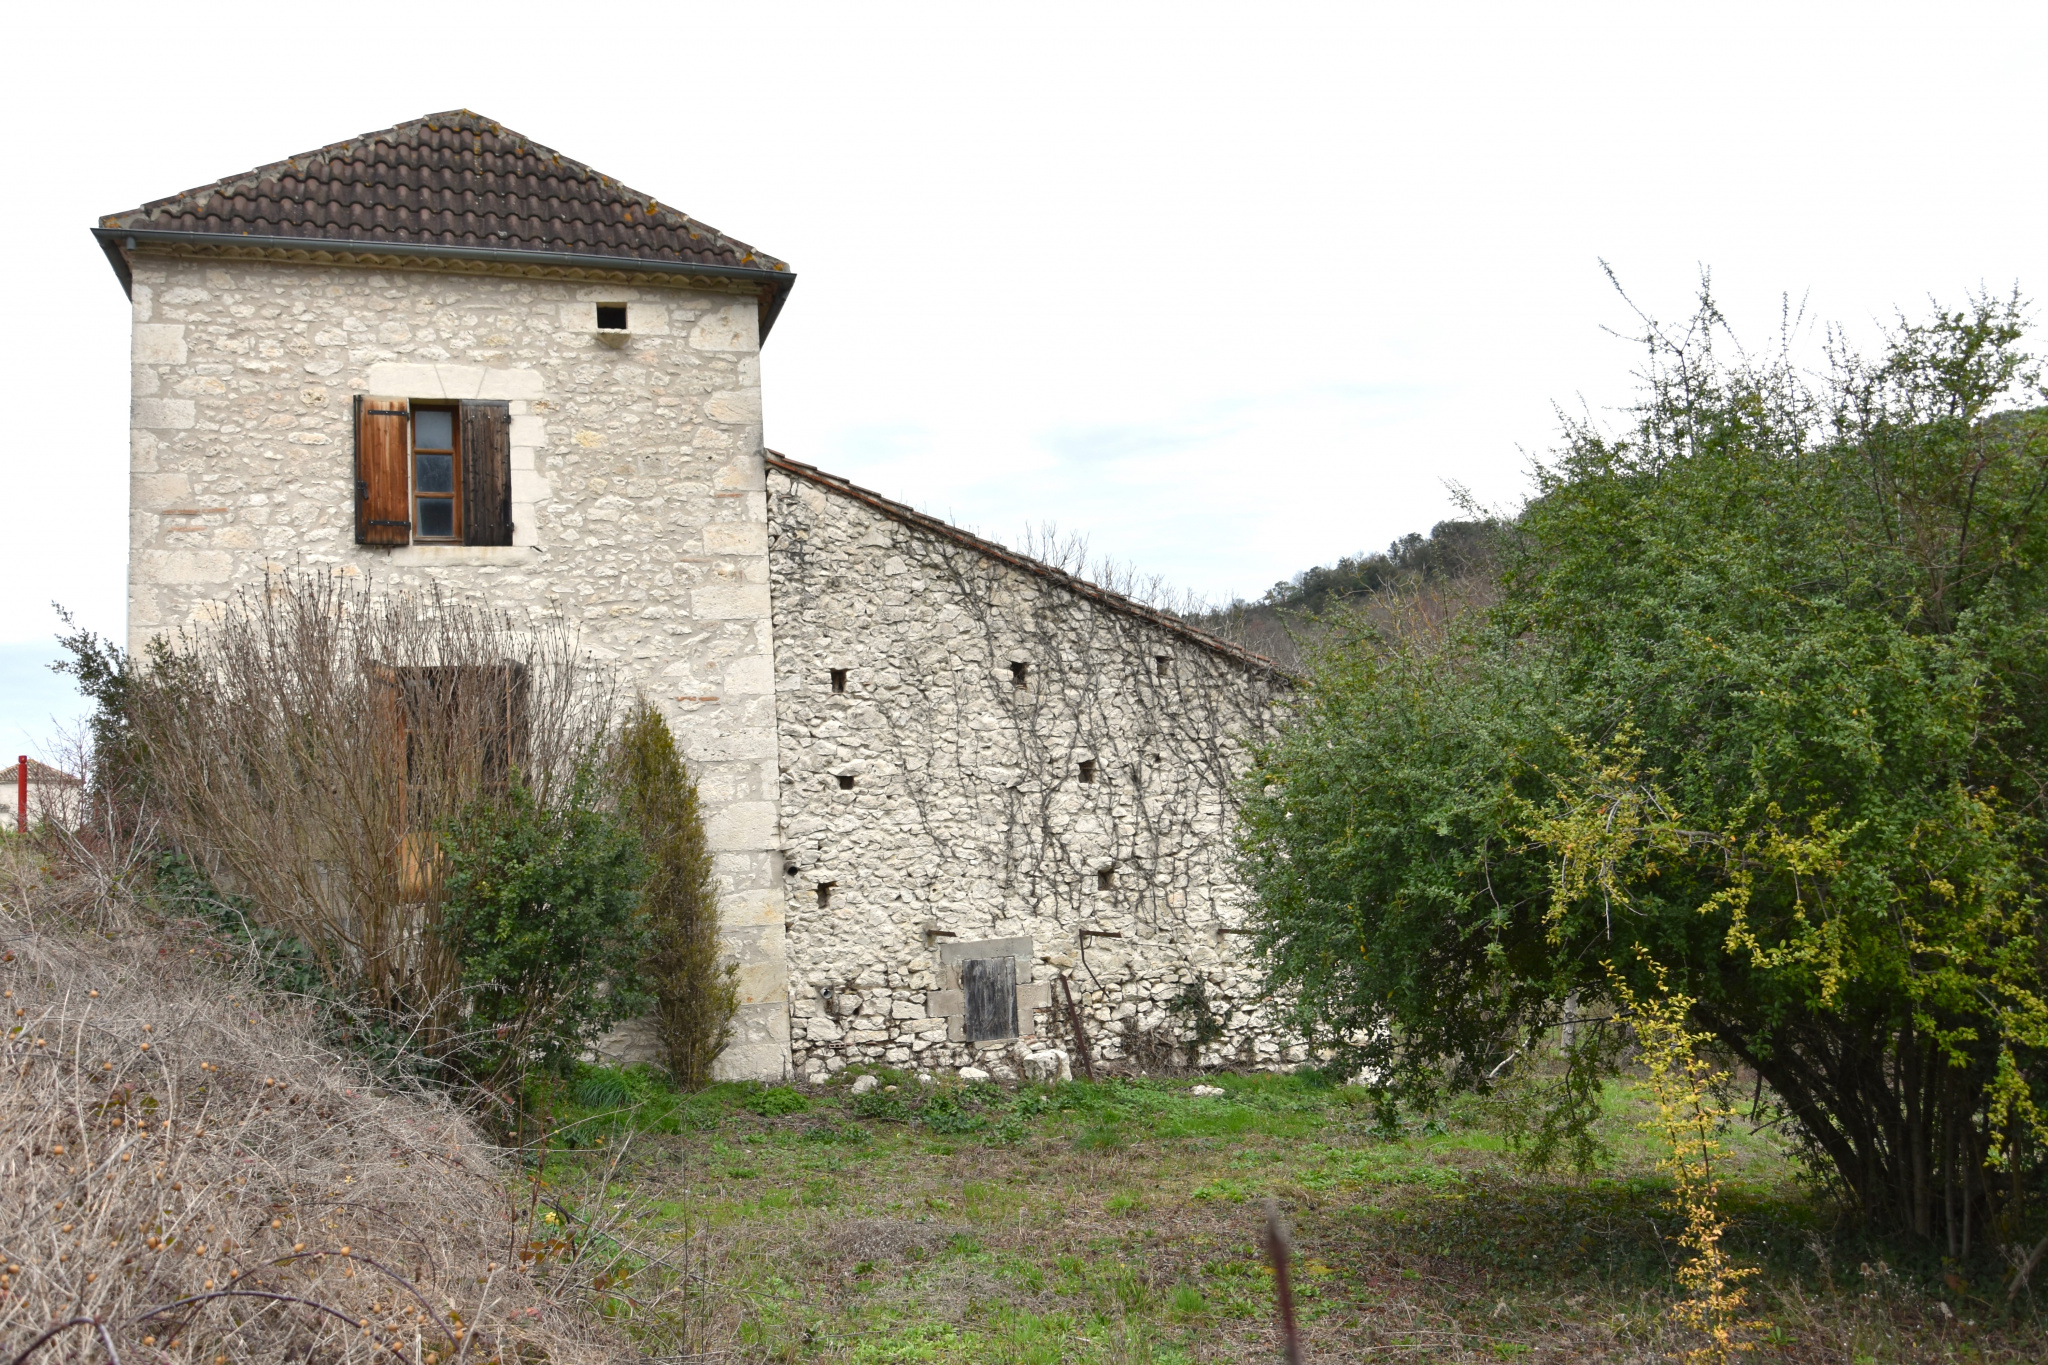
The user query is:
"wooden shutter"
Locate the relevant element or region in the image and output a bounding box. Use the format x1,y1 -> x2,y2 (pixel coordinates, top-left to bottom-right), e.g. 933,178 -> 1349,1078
461,401 -> 513,546
355,396 -> 411,546
961,957 -> 1019,1041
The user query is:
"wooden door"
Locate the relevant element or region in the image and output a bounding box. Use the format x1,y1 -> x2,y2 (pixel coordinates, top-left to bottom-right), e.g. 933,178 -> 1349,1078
961,957 -> 1018,1041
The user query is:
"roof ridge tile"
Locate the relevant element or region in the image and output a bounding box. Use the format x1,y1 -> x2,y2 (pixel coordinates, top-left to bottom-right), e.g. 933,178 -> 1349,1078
98,109 -> 789,281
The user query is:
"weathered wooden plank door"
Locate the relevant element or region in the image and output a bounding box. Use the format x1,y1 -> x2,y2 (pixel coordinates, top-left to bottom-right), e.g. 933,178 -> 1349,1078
961,957 -> 1017,1041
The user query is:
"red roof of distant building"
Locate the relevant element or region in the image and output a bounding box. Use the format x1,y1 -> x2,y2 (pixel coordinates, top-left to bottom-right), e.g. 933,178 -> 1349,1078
1,759 -> 81,784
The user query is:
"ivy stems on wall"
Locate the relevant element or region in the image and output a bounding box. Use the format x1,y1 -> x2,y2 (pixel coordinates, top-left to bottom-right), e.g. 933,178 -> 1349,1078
768,468 -> 1293,1066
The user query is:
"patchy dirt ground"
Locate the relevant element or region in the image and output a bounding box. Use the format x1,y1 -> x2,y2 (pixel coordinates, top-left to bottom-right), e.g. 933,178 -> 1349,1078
542,1070 -> 2048,1363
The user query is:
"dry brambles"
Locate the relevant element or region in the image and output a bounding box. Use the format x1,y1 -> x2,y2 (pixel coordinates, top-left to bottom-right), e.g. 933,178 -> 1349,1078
0,840 -> 628,1365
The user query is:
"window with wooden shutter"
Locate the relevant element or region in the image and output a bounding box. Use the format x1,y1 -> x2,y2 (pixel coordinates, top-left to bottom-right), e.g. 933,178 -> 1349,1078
354,397 -> 411,546
960,957 -> 1019,1041
460,402 -> 513,546
355,397 -> 514,547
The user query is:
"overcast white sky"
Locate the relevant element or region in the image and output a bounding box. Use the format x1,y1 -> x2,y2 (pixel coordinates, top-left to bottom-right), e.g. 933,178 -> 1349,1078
3,0 -> 2044,760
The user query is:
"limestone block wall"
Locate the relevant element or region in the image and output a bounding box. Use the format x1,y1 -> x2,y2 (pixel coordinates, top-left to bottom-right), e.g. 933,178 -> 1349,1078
122,252 -> 790,1080
766,464 -> 1300,1080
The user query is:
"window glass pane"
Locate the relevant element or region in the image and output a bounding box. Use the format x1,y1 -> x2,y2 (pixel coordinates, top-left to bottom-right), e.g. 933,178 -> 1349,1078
415,452 -> 454,493
412,409 -> 454,450
416,498 -> 454,539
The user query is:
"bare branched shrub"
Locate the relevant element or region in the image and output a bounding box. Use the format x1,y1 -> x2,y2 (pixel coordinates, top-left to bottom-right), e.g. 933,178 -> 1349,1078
1014,521 -> 1215,620
11,731 -> 161,944
123,572 -> 617,1040
0,840 -> 627,1365
614,704 -> 736,1090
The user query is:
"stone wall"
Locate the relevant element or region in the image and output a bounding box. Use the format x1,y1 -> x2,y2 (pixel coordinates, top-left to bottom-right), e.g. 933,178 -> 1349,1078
122,251 -> 792,1080
766,463 -> 1300,1081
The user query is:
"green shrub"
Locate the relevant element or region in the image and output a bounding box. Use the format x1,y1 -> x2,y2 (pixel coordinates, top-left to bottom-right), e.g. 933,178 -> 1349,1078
437,773 -> 649,1094
742,1085 -> 811,1117
852,1088 -> 912,1122
919,1089 -> 986,1135
616,702 -> 738,1090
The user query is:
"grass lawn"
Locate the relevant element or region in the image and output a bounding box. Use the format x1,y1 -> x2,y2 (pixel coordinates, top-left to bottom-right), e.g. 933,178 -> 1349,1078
526,1068 -> 2048,1363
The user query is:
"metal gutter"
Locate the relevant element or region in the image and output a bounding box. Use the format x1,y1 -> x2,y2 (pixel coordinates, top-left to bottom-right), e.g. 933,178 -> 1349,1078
91,227 -> 797,338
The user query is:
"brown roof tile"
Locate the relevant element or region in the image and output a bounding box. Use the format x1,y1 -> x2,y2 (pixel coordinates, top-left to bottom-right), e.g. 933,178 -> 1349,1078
97,109 -> 793,330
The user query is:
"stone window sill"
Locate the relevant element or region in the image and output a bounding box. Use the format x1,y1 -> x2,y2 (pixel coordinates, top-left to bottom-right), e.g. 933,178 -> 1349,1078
377,544 -> 544,566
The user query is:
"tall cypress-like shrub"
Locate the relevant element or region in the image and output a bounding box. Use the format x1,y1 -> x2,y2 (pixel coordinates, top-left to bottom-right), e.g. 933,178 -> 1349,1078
616,701 -> 737,1088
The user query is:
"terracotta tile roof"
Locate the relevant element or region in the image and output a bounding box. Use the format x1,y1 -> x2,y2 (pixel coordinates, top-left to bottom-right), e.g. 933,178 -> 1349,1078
0,759 -> 80,784
764,453 -> 1292,677
96,109 -> 794,332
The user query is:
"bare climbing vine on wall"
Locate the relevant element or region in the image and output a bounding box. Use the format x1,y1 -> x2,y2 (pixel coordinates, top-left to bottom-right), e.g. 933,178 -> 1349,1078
768,465 -> 1294,1068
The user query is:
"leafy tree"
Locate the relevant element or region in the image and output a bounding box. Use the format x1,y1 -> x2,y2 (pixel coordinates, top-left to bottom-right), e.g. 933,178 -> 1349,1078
51,607 -> 150,818
1239,287 -> 2048,1249
1192,521 -> 1501,667
436,773 -> 649,1098
615,701 -> 738,1088
1259,520 -> 1501,616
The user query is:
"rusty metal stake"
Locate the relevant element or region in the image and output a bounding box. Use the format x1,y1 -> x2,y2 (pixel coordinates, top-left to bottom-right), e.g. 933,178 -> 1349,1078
1056,973 -> 1097,1082
1263,1197 -> 1303,1364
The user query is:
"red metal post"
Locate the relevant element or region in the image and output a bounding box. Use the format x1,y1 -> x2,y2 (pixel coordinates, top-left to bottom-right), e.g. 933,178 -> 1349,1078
15,756 -> 25,833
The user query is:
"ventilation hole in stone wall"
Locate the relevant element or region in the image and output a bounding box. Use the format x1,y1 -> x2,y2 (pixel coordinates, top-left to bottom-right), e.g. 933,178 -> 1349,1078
784,863 -> 799,877
1155,655 -> 1171,676
596,303 -> 628,330
1078,759 -> 1097,784
816,882 -> 836,909
1097,868 -> 1115,891
830,668 -> 847,693
837,774 -> 856,790
1011,661 -> 1030,688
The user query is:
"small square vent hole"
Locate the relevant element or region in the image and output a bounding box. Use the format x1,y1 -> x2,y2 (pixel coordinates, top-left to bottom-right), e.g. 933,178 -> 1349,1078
837,774 -> 856,790
596,304 -> 628,331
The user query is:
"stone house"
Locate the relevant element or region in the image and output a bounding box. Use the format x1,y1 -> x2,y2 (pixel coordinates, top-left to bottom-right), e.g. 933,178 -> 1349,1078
96,110 -> 1292,1082
3,759 -> 84,830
